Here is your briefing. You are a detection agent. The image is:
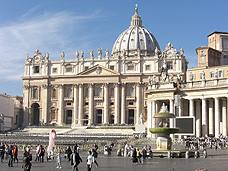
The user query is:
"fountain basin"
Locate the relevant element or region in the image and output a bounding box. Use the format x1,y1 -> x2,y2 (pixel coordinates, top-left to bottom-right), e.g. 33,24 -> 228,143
149,128 -> 179,134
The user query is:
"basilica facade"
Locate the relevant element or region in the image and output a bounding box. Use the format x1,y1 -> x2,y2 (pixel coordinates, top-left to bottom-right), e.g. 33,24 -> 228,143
22,7 -> 228,138
22,7 -> 187,128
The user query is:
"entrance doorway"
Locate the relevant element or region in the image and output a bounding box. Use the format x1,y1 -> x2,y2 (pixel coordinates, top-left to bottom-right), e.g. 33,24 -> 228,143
128,109 -> 134,124
31,103 -> 40,126
110,115 -> 114,124
84,115 -> 88,125
96,109 -> 102,124
65,110 -> 72,124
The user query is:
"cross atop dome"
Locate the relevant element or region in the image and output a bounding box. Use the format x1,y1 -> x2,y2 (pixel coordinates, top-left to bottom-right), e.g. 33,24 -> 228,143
131,4 -> 142,27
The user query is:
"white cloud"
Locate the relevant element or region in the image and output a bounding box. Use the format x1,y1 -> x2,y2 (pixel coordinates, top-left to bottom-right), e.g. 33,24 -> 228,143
0,8 -> 101,81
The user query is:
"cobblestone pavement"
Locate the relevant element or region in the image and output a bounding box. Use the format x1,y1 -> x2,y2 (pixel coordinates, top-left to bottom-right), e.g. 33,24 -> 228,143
1,149 -> 228,171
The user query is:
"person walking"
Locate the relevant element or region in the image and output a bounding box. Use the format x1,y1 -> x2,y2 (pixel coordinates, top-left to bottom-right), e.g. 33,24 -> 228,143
22,151 -> 32,171
8,145 -> 13,167
38,145 -> 45,162
87,150 -> 93,171
141,147 -> 146,163
71,150 -> 82,171
136,148 -> 141,163
56,150 -> 62,169
92,148 -> 98,167
66,146 -> 72,162
132,148 -> 137,163
13,145 -> 18,163
35,144 -> 40,161
0,143 -> 5,163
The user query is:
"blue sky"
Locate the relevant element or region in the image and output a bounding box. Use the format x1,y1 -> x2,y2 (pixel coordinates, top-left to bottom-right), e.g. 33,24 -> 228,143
0,0 -> 228,96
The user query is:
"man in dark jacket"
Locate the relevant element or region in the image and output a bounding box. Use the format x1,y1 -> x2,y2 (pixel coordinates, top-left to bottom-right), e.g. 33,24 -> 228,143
71,150 -> 82,171
8,145 -> 13,167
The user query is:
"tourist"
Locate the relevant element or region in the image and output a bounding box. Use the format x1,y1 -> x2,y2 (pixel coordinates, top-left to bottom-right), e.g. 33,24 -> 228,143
136,148 -> 141,163
5,144 -> 9,160
71,150 -> 82,171
148,146 -> 153,158
87,150 -> 93,171
38,145 -> 45,162
92,148 -> 99,167
141,147 -> 147,163
132,148 -> 137,163
35,144 -> 40,161
0,143 -> 5,162
56,150 -> 62,169
13,145 -> 18,163
66,146 -> 72,161
8,145 -> 13,167
22,151 -> 32,171
94,144 -> 98,151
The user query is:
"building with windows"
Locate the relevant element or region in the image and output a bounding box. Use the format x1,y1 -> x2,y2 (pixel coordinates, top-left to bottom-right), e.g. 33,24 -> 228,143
22,6 -> 228,138
22,6 -> 187,128
147,31 -> 228,138
0,94 -> 23,131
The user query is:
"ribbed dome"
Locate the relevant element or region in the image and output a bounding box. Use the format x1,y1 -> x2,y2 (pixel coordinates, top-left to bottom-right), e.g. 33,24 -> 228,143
111,6 -> 160,57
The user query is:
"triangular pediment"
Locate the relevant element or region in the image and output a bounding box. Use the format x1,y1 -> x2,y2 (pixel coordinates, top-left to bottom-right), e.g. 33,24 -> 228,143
77,64 -> 120,76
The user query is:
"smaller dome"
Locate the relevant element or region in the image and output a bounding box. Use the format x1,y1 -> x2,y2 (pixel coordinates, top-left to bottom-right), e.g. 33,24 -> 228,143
112,6 -> 160,57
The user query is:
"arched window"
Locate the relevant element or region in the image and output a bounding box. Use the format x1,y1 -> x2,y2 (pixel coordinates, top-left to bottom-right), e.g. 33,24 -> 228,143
111,88 -> 114,97
33,88 -> 38,99
129,87 -> 134,97
97,87 -> 102,97
67,88 -> 72,98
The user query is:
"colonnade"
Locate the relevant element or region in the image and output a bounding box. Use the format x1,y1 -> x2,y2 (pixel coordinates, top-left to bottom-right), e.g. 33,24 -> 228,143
57,83 -> 143,126
148,96 -> 228,138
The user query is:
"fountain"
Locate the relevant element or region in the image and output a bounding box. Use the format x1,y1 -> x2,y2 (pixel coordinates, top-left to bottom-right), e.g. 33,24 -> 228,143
149,103 -> 179,150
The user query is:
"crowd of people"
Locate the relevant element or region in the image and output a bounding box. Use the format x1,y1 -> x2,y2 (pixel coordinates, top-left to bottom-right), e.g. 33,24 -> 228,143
0,142 -> 100,171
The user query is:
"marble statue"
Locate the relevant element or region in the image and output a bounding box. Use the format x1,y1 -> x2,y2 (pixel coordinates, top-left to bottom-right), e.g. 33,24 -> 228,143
105,49 -> 109,57
75,51 -> 79,58
61,52 -> 65,59
180,48 -> 184,56
90,50 -> 94,58
81,50 -> 84,58
98,48 -> 102,58
45,52 -> 49,60
139,113 -> 144,124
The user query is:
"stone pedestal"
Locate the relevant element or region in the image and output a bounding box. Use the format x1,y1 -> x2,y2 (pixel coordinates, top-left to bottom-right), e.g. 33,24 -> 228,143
157,135 -> 172,150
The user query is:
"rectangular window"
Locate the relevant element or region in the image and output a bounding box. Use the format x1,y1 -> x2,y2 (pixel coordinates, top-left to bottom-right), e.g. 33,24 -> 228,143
127,65 -> 134,71
110,66 -> 114,70
110,102 -> 114,105
167,62 -> 173,69
34,66 -> 39,73
209,71 -> 215,78
218,70 -> 224,77
85,102 -> 89,105
52,68 -> 57,73
145,65 -> 151,71
66,67 -> 72,72
85,66 -> 89,71
129,102 -> 134,105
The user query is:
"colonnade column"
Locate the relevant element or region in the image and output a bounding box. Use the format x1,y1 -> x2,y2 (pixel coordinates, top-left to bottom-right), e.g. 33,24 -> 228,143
214,97 -> 220,137
121,83 -> 126,124
196,100 -> 201,137
189,99 -> 195,117
169,99 -> 174,139
202,98 -> 208,136
23,85 -> 30,127
136,83 -> 141,125
42,84 -> 48,124
104,83 -> 109,124
147,100 -> 152,137
73,84 -> 78,126
152,100 -> 156,138
222,99 -> 227,136
208,99 -> 214,136
58,84 -> 64,125
88,84 -> 94,125
114,83 -> 120,124
78,84 -> 83,125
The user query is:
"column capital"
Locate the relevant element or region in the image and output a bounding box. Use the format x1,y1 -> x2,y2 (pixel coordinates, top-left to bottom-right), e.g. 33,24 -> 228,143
103,83 -> 109,88
88,83 -> 94,88
42,84 -> 49,89
73,84 -> 78,88
23,85 -> 30,90
78,83 -> 84,88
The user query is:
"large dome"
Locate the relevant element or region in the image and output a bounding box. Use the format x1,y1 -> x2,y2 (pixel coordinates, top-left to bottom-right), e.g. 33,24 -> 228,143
111,6 -> 160,57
